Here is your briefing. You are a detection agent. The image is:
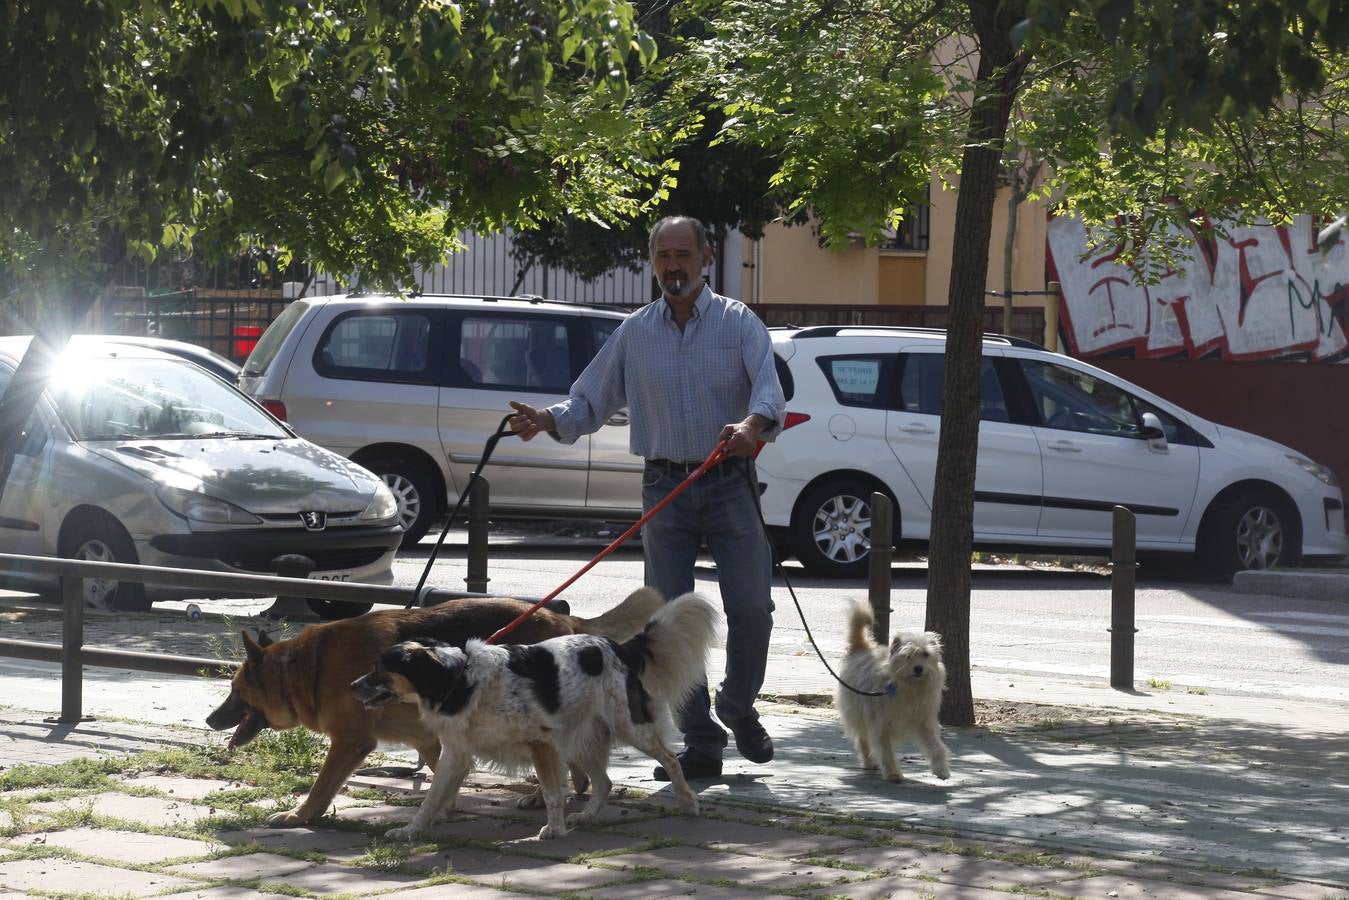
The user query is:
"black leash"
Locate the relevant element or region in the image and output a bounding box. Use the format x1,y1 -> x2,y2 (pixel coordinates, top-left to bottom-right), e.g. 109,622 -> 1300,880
405,413 -> 516,609
737,462 -> 886,697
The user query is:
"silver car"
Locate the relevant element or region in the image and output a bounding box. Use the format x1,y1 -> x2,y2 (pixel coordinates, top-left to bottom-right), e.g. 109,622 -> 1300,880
238,295 -> 642,546
0,336 -> 402,612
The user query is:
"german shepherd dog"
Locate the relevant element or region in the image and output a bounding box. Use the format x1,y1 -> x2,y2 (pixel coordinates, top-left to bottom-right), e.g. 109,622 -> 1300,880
351,592 -> 720,841
205,588 -> 662,826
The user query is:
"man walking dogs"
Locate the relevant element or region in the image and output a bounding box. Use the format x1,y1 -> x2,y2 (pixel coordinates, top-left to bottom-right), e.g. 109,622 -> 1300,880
508,216 -> 786,781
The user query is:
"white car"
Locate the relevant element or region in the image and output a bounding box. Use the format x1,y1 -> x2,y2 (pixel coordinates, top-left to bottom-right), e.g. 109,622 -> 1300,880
0,336 -> 402,614
756,326 -> 1348,579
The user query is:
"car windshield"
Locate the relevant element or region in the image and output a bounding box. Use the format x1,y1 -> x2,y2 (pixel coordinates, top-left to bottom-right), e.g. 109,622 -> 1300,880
49,356 -> 289,441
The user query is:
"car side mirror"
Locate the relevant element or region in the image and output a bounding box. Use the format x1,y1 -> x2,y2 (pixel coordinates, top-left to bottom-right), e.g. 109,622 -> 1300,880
1140,411 -> 1167,445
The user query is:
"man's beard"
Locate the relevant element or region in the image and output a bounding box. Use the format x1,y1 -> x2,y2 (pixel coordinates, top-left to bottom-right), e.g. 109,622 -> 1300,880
661,275 -> 698,295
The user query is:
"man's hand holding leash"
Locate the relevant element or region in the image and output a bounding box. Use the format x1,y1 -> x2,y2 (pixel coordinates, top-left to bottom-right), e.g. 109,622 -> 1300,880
509,401 -> 555,441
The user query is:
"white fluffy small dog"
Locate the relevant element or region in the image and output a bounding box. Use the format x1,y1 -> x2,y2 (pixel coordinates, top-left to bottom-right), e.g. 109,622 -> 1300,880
835,601 -> 951,782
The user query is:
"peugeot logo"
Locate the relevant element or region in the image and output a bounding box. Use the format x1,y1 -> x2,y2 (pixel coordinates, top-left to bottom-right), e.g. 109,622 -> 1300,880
300,511 -> 327,531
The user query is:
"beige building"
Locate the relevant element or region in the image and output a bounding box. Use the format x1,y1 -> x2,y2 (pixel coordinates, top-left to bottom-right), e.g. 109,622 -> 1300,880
739,178 -> 1050,309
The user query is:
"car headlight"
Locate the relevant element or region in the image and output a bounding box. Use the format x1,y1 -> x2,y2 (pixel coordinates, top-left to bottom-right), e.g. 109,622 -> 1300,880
1287,454 -> 1338,487
157,486 -> 263,524
360,482 -> 400,521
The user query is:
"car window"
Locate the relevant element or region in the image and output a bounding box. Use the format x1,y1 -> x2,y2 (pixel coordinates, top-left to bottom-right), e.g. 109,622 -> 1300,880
458,314 -> 573,391
242,300 -> 309,376
1021,359 -> 1140,435
817,355 -> 890,408
895,353 -> 1009,421
0,365 -> 46,455
48,357 -> 289,441
593,318 -> 620,354
315,312 -> 434,381
774,354 -> 794,402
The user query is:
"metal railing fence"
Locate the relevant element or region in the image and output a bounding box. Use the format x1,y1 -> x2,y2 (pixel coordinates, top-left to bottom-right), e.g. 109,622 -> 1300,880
0,552 -> 498,724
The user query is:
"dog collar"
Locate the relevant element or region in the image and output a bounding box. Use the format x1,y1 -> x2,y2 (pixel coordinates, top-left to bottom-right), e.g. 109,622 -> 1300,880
885,683 -> 896,696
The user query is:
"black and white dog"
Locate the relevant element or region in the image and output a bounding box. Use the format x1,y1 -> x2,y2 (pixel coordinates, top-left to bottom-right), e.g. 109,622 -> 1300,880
351,591 -> 720,840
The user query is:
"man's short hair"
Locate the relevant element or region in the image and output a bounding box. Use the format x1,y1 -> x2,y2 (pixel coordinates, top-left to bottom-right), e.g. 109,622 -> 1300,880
649,216 -> 709,256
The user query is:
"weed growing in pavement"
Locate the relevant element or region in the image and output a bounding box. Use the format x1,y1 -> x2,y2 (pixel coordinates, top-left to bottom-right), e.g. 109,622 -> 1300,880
0,757 -> 123,792
1148,677 -> 1173,690
348,840 -> 414,871
1187,686 -> 1209,695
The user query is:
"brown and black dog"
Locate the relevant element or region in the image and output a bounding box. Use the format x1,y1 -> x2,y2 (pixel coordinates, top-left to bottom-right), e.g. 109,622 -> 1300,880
206,588 -> 662,826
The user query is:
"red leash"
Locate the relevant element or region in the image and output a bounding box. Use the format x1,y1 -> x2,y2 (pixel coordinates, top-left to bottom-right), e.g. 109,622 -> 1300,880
486,440 -> 731,644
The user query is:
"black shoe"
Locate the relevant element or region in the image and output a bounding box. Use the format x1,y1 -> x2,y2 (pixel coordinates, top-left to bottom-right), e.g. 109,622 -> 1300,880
653,748 -> 722,782
718,711 -> 774,763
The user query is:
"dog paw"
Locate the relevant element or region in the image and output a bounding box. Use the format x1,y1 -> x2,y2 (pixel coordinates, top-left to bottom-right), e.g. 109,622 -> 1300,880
265,809 -> 311,828
883,771 -> 905,783
516,791 -> 546,810
933,764 -> 951,780
537,823 -> 568,840
565,811 -> 593,829
677,796 -> 700,817
384,825 -> 420,842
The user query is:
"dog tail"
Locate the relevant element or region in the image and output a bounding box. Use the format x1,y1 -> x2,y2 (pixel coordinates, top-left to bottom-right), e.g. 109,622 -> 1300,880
627,592 -> 720,706
575,586 -> 665,642
846,600 -> 876,654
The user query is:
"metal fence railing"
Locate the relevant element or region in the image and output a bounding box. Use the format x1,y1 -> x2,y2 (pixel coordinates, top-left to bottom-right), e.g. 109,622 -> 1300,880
0,552 -> 500,724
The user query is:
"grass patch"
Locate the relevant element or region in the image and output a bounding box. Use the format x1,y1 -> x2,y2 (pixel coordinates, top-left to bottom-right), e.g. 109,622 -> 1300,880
1186,686 -> 1209,695
1147,678 -> 1173,690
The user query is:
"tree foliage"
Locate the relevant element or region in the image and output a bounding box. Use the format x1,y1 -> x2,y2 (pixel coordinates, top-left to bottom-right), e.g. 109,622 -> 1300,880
0,0 -> 663,302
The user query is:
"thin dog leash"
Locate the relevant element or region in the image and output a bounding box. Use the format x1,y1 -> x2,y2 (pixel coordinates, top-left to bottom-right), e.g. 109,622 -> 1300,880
733,463 -> 887,697
405,413 -> 517,609
484,439 -> 732,644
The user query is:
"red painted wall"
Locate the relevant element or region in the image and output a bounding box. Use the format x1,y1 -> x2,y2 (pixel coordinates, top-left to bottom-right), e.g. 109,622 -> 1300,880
1090,358 -> 1349,489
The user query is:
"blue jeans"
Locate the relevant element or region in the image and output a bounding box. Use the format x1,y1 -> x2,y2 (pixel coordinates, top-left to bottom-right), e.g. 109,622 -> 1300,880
641,458 -> 774,759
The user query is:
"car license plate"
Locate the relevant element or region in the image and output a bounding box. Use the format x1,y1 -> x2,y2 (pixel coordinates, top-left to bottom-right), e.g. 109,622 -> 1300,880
309,571 -> 352,582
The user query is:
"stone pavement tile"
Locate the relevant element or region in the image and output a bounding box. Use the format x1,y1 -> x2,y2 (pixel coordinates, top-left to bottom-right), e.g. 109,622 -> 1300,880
31,792 -> 220,828
36,827 -> 220,864
378,884 -> 532,899
1254,882 -> 1349,899
0,858 -> 197,896
262,862 -> 426,897
117,776 -> 234,802
328,803 -> 421,826
825,874 -> 1009,898
614,816 -> 863,857
835,844 -> 1081,890
402,846 -> 628,892
214,826 -> 371,854
498,827 -> 652,857
587,879 -> 801,899
1054,875 -> 1270,898
599,846 -> 857,891
169,851 -> 317,880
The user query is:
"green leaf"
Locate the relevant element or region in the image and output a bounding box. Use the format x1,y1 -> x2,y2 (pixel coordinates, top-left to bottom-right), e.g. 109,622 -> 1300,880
323,160 -> 347,193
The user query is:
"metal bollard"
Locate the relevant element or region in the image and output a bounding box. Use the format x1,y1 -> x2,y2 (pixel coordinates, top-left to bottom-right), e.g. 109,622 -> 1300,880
466,476 -> 491,594
59,573 -> 84,723
262,554 -> 317,619
868,492 -> 894,644
1109,505 -> 1138,689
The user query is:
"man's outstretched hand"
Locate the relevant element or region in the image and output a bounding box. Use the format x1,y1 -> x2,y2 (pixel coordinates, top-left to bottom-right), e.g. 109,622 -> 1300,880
508,400 -> 556,441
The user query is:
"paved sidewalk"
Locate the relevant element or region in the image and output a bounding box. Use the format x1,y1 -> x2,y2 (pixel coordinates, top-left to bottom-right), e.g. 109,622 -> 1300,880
2,680 -> 1347,899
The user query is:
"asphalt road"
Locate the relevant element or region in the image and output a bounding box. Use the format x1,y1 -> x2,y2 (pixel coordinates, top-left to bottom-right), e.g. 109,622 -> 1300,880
2,529 -> 1345,728
389,533 -> 1349,706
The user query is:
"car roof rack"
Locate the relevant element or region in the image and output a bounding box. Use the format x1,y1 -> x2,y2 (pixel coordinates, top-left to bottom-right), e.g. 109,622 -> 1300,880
785,324 -> 1043,350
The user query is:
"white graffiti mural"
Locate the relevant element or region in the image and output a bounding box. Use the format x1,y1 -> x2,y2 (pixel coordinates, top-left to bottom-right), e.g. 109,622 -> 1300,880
1047,214 -> 1349,360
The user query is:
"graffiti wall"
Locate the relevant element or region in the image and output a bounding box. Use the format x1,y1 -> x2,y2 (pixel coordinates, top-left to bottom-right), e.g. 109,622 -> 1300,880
1047,215 -> 1349,361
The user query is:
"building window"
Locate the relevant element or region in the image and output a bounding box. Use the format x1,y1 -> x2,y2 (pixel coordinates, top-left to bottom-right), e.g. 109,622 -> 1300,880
880,190 -> 930,252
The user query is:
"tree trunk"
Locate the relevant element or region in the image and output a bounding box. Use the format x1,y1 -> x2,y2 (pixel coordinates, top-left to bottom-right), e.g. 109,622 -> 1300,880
926,0 -> 1029,726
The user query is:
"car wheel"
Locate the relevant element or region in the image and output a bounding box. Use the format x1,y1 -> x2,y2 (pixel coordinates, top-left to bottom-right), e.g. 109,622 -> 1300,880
306,598 -> 374,620
1200,490 -> 1301,580
363,458 -> 437,548
791,478 -> 883,579
62,518 -> 150,612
